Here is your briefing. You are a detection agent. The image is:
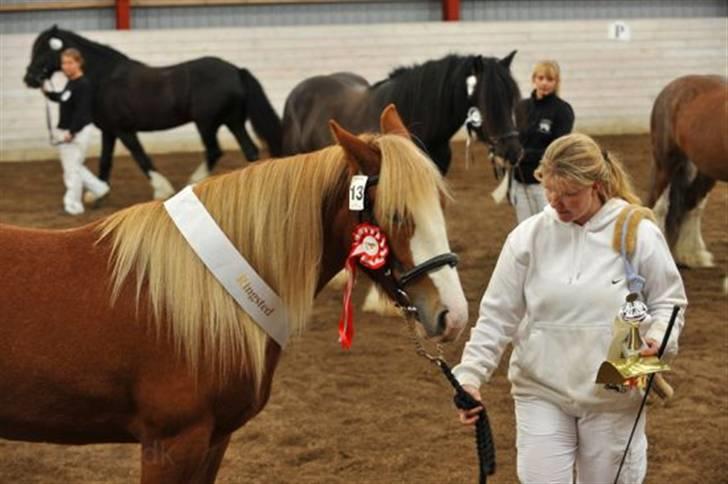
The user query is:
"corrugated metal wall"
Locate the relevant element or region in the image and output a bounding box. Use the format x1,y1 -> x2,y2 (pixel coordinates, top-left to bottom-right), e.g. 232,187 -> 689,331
461,0 -> 727,21
132,2 -> 441,29
1,0 -> 725,33
0,9 -> 114,34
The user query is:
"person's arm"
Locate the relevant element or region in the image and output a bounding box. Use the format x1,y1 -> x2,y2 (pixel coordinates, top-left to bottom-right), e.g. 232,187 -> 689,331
453,234 -> 529,388
42,81 -> 62,102
550,100 -> 575,139
635,221 -> 687,357
68,80 -> 93,135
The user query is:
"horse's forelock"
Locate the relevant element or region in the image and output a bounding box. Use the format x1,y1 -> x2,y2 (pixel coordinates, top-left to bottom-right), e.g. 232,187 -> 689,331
478,57 -> 521,127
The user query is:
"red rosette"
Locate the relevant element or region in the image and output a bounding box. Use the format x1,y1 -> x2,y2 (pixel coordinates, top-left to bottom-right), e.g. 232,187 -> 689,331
337,223 -> 390,349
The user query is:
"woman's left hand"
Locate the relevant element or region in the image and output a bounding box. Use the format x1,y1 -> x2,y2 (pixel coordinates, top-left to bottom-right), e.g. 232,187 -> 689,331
640,338 -> 660,356
63,132 -> 74,143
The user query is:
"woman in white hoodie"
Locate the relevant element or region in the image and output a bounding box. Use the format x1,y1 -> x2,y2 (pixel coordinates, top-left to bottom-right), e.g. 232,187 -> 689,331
454,133 -> 686,483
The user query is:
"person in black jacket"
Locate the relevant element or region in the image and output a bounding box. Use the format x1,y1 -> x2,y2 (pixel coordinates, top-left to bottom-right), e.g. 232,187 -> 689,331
43,48 -> 108,215
511,60 -> 575,223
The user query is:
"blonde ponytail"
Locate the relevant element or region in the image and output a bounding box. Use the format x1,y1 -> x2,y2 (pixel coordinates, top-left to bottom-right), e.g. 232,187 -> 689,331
535,133 -> 641,204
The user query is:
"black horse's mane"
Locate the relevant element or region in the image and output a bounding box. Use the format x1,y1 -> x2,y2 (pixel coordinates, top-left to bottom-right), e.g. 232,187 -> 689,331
35,26 -> 129,63
370,53 -> 520,138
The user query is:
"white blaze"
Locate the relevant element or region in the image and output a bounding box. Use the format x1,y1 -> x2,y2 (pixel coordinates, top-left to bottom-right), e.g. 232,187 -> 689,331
409,201 -> 468,328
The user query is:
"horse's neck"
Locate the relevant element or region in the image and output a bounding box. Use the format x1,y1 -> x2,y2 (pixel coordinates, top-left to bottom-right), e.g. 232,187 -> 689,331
68,33 -> 131,81
371,58 -> 470,142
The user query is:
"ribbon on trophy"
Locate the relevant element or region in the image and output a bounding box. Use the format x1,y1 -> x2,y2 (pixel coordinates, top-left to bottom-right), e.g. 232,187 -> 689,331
338,223 -> 390,349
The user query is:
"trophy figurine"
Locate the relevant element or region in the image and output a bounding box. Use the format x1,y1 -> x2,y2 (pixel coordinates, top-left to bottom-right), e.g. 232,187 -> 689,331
596,293 -> 671,392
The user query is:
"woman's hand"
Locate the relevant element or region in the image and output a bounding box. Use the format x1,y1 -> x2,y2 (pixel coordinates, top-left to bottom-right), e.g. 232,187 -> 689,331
63,132 -> 74,143
457,384 -> 484,426
640,338 -> 660,357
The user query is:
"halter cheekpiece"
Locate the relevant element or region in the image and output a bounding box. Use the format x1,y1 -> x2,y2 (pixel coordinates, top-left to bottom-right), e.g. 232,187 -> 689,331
337,174 -> 459,348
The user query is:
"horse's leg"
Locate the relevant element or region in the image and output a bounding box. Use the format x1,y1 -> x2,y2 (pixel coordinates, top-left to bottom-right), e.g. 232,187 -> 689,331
118,131 -> 175,200
98,130 -> 117,182
139,421 -> 214,484
428,142 -> 452,175
227,120 -> 260,162
673,173 -> 716,268
188,123 -> 224,184
194,434 -> 231,484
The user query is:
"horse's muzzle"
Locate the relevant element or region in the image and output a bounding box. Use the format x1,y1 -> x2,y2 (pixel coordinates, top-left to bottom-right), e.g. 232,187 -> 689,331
23,71 -> 43,88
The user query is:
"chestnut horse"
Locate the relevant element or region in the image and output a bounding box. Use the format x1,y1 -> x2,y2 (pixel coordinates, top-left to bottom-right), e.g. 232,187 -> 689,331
648,74 -> 728,268
0,106 -> 468,483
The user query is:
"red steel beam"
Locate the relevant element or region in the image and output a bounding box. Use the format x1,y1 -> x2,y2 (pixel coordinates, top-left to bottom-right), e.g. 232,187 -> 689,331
116,0 -> 130,29
442,0 -> 459,21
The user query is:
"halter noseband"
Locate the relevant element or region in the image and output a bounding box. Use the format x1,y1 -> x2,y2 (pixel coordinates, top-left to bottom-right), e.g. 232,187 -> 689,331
465,75 -> 519,152
355,175 -> 459,318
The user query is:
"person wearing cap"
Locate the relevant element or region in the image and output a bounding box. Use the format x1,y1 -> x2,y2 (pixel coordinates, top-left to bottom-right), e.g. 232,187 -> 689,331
510,60 -> 574,223
43,47 -> 109,215
453,133 -> 686,483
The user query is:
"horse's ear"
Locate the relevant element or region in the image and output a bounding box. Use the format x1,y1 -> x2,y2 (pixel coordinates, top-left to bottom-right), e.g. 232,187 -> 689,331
329,120 -> 380,175
380,104 -> 411,140
500,50 -> 517,69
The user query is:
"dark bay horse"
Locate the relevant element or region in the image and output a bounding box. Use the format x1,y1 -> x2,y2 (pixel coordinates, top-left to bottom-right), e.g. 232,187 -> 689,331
24,25 -> 283,199
648,74 -> 727,268
282,52 -> 523,174
0,105 -> 467,483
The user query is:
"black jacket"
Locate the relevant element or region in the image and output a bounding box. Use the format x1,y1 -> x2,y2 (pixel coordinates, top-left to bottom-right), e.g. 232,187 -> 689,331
44,76 -> 93,135
514,90 -> 574,184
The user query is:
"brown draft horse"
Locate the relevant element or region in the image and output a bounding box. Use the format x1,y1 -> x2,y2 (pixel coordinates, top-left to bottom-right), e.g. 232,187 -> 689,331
648,74 -> 728,268
0,106 -> 468,483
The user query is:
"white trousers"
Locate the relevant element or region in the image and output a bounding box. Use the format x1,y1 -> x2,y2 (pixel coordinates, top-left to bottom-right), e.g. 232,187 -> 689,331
509,179 -> 547,223
57,125 -> 107,215
515,397 -> 647,484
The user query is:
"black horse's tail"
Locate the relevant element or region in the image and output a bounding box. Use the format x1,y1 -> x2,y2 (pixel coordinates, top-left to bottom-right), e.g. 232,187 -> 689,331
239,68 -> 283,157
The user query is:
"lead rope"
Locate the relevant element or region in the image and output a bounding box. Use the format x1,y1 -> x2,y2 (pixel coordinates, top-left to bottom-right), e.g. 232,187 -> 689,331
406,319 -> 496,483
42,79 -> 62,146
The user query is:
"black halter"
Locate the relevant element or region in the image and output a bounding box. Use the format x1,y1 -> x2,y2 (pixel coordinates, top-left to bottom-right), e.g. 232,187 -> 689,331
356,175 -> 459,318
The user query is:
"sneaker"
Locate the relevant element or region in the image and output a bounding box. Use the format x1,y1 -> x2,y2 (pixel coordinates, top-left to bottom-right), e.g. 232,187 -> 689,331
64,201 -> 84,215
83,183 -> 110,205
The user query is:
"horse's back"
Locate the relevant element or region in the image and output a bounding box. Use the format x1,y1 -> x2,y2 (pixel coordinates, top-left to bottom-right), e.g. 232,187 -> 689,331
281,72 -> 372,155
652,75 -> 728,180
98,56 -> 242,131
650,75 -> 727,172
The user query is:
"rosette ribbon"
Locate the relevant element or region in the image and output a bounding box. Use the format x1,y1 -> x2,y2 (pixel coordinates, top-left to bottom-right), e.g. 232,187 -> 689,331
338,223 -> 390,349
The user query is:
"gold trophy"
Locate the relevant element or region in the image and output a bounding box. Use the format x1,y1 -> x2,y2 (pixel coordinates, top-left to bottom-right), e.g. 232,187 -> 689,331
596,293 -> 671,392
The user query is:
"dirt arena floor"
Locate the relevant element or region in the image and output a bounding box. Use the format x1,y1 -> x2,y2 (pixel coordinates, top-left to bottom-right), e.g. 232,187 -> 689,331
0,135 -> 726,483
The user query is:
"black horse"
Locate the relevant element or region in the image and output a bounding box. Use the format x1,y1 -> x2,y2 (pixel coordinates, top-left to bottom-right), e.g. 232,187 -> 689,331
24,25 -> 283,199
281,52 -> 522,174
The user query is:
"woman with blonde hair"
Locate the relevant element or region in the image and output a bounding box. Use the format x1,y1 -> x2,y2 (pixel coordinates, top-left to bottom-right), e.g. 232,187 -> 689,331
511,60 -> 574,222
43,48 -> 109,215
454,133 -> 686,483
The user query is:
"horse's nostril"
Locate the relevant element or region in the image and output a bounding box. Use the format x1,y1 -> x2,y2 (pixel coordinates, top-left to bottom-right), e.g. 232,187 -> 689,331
437,309 -> 449,334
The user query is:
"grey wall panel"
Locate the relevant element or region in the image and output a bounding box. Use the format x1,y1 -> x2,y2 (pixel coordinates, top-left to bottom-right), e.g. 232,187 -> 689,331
132,2 -> 441,30
462,0 -> 728,21
0,9 -> 115,34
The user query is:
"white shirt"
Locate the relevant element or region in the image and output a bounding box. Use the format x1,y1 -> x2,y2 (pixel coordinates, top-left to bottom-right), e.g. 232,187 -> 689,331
453,198 -> 687,412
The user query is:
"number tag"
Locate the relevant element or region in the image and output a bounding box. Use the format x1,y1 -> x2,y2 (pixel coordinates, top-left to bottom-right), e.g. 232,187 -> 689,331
348,175 -> 368,211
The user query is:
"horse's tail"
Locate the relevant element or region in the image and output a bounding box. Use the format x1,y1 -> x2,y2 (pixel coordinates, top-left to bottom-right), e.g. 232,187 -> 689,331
280,91 -> 304,156
239,68 -> 283,157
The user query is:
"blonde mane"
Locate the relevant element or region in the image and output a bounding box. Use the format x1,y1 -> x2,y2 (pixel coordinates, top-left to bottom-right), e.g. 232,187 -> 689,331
98,133 -> 446,391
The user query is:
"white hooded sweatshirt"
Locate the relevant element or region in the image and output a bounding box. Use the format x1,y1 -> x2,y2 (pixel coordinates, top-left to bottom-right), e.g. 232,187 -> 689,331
454,198 -> 687,412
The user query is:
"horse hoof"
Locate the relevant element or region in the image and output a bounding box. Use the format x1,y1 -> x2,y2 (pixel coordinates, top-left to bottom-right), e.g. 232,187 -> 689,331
676,250 -> 714,268
149,171 -> 175,200
188,162 -> 210,184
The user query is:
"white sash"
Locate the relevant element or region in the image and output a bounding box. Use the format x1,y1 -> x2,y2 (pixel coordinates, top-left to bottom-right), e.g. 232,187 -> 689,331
164,186 -> 288,347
